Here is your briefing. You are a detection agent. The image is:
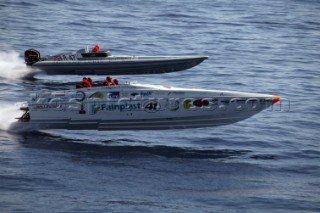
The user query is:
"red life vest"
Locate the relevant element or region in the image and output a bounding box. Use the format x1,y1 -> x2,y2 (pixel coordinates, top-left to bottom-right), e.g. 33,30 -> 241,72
104,79 -> 111,86
111,79 -> 118,85
80,79 -> 92,88
92,44 -> 100,53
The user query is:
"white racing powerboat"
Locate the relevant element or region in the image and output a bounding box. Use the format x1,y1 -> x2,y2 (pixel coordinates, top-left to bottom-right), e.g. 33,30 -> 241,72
24,46 -> 208,75
12,83 -> 280,131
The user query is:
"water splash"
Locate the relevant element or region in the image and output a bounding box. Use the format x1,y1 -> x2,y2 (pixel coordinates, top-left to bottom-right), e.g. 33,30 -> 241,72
0,51 -> 38,79
0,102 -> 24,131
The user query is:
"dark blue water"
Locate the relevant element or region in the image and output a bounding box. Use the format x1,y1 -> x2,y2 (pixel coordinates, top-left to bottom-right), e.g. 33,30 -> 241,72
1,0 -> 320,212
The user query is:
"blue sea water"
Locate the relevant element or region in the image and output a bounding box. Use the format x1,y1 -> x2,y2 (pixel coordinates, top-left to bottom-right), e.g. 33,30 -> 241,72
0,0 -> 320,212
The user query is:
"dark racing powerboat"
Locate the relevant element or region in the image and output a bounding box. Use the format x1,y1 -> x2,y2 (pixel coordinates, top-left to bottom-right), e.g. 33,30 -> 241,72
24,45 -> 208,75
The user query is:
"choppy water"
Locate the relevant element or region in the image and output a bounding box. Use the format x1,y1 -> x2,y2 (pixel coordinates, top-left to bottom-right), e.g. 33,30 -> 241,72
0,0 -> 320,212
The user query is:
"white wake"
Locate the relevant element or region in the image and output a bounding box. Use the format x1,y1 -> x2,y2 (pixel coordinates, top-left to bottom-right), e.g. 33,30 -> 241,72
0,102 -> 24,131
0,51 -> 37,79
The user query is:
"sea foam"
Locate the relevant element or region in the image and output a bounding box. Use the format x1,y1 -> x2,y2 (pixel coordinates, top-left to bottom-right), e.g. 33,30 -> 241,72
0,51 -> 37,79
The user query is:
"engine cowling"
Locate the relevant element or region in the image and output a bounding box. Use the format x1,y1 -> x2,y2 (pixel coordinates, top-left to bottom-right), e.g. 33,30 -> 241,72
24,49 -> 40,65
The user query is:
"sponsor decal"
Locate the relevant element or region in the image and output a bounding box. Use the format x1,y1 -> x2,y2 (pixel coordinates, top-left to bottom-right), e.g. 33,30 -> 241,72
32,103 -> 62,109
168,91 -> 185,96
140,91 -> 153,97
54,94 -> 66,97
108,91 -> 120,99
183,98 -> 211,110
121,92 -> 129,97
220,100 -> 230,105
193,99 -> 209,107
91,104 -> 100,114
71,91 -> 86,101
47,97 -> 67,103
183,100 -> 192,109
144,101 -> 160,113
91,102 -> 141,114
168,100 -> 179,111
89,92 -> 104,99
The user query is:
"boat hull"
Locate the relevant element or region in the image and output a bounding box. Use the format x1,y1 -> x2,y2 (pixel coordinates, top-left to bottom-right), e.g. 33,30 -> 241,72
11,84 -> 279,131
12,113 -> 260,131
30,56 -> 208,75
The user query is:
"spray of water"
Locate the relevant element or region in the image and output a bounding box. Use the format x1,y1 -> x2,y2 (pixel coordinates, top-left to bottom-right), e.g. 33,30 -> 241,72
0,51 -> 38,79
0,102 -> 24,131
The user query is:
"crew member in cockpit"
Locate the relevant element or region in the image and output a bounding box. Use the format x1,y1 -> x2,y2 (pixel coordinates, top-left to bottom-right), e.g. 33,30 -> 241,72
87,77 -> 93,87
111,78 -> 119,85
80,77 -> 92,88
104,76 -> 112,86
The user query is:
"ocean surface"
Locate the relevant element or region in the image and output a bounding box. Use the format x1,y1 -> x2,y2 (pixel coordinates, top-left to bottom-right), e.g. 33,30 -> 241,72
0,0 -> 319,212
